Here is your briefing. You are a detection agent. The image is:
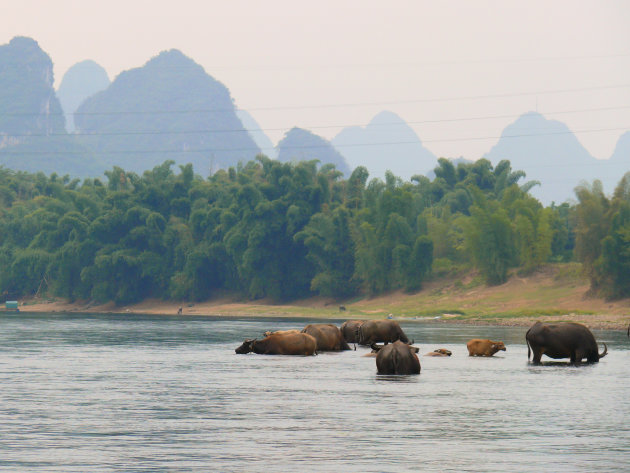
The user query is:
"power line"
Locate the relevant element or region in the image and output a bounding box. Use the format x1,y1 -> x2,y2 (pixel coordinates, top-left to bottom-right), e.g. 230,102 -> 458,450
3,83 -> 630,117
202,52 -> 630,70
4,51 -> 626,71
2,125 -> 628,156
5,104 -> 630,138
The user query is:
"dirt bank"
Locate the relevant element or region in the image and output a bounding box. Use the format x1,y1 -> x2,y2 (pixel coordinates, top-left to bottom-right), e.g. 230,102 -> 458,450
18,264 -> 630,331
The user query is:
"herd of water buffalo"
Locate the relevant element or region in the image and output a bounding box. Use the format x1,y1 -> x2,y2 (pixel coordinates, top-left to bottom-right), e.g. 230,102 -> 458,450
234,319 -> 611,375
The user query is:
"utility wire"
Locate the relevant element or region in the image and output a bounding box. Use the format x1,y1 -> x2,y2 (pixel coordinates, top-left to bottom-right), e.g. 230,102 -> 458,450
5,105 -> 630,138
4,83 -> 630,117
2,126 -> 629,155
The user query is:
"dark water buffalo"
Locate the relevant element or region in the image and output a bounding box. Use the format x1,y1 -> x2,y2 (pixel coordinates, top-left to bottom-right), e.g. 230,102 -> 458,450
235,332 -> 317,355
526,321 -> 607,363
301,324 -> 350,351
424,348 -> 452,357
375,340 -> 421,375
467,339 -> 506,357
357,319 -> 410,346
366,343 -> 419,357
340,320 -> 365,343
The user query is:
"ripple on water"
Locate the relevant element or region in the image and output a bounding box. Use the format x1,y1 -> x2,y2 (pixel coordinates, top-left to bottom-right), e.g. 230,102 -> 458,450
0,314 -> 628,472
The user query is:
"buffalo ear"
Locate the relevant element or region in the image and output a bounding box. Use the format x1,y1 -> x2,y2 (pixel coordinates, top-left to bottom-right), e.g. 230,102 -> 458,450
491,344 -> 497,350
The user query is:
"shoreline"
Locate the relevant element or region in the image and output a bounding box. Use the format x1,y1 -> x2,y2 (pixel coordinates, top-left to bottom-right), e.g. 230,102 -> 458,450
13,265 -> 630,332
17,298 -> 630,331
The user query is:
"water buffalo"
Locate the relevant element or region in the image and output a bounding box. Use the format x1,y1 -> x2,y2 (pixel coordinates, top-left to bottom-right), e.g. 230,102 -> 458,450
467,339 -> 506,357
357,319 -> 410,346
262,329 -> 300,337
424,348 -> 452,357
340,320 -> 365,343
235,332 -> 317,356
367,343 -> 420,356
526,321 -> 607,364
375,340 -> 421,375
301,323 -> 350,351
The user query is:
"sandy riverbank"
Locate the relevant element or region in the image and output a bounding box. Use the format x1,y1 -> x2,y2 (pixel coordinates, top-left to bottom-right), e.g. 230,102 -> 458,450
17,265 -> 630,331
12,264 -> 630,330
18,297 -> 630,330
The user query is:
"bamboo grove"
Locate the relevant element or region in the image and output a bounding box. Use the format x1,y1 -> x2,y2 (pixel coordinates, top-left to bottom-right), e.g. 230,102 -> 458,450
1,156 -> 629,305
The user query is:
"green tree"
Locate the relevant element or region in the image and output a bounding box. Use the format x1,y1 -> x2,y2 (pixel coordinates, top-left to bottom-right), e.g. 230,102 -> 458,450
464,190 -> 514,285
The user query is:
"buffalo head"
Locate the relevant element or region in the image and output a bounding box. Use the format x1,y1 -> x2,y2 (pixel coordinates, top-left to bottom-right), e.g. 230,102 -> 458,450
235,339 -> 256,354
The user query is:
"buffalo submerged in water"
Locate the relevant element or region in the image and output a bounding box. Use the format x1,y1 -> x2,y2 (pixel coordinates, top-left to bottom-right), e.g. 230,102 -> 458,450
235,332 -> 317,356
525,321 -> 607,364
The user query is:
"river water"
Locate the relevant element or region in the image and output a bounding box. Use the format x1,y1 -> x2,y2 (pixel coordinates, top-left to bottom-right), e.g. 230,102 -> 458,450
0,313 -> 628,472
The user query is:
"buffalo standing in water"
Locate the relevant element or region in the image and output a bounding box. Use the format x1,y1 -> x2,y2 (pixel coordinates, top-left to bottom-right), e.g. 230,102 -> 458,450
235,332 -> 317,356
376,340 -> 421,375
339,320 -> 365,343
357,319 -> 410,346
525,321 -> 607,364
467,339 -> 506,357
301,324 -> 350,351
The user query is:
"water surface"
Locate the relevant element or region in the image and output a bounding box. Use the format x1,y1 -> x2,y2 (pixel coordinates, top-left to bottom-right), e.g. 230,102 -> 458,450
1,313 -> 628,472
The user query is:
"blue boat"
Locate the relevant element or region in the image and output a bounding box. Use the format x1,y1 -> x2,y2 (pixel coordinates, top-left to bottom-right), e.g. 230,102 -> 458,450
4,301 -> 20,312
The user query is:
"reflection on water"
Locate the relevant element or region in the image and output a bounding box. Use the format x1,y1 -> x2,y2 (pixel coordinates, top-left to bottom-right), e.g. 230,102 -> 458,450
0,313 -> 628,472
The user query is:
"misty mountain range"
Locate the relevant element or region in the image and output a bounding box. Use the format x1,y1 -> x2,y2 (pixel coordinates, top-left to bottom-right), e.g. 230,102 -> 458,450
0,36 -> 628,205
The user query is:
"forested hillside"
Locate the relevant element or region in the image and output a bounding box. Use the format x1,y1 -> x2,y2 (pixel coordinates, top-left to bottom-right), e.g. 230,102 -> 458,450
1,157 -> 628,305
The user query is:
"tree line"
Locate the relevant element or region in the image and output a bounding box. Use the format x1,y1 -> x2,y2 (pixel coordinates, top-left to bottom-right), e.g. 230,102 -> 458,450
0,156 -> 628,305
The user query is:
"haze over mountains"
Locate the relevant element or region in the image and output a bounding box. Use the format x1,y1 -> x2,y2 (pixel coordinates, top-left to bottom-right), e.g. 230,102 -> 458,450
0,36 -> 102,176
277,127 -> 350,176
0,36 -> 627,205
74,49 -> 261,175
56,60 -> 110,132
332,111 -> 437,181
484,112 -> 614,204
235,109 -> 277,160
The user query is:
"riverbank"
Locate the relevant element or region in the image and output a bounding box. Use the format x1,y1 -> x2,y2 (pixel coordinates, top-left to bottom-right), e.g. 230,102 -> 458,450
19,264 -> 630,330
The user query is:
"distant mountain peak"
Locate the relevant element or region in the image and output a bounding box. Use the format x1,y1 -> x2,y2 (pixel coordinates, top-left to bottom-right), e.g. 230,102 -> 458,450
57,60 -> 110,132
73,49 -> 259,175
500,111 -> 572,135
277,127 -> 350,176
369,110 -> 406,124
145,49 -> 202,70
0,36 -> 65,137
484,111 -> 600,204
7,35 -> 40,51
610,131 -> 630,162
332,110 -> 436,180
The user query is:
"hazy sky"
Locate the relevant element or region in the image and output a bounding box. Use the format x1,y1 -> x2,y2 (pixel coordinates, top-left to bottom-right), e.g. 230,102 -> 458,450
2,0 -> 629,160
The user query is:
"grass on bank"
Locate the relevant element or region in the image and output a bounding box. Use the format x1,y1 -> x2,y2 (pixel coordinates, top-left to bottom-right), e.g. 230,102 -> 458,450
19,263 -> 629,329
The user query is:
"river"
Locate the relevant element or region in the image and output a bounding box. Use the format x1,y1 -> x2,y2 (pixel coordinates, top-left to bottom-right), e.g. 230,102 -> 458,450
0,313 -> 628,472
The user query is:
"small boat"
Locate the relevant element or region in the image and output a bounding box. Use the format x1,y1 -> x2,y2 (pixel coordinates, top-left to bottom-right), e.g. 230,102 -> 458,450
3,301 -> 20,313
